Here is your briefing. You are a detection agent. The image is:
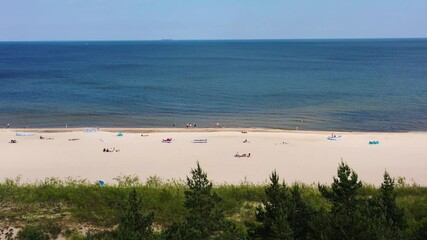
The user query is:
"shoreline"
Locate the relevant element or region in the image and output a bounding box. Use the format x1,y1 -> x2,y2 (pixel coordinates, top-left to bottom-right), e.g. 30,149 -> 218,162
2,127 -> 427,134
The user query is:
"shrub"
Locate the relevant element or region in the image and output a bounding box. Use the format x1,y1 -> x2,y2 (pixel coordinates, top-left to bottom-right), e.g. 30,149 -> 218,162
17,225 -> 49,240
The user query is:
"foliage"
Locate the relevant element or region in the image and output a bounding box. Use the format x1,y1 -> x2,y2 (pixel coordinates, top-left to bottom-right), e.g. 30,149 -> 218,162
162,162 -> 245,239
319,161 -> 365,240
288,185 -> 316,239
379,171 -> 407,239
251,172 -> 318,240
116,188 -> 156,240
0,162 -> 425,239
17,225 -> 49,240
251,170 -> 293,239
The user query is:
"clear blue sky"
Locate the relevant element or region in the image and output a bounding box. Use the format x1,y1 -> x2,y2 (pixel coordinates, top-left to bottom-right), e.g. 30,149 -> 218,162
1,0 -> 426,41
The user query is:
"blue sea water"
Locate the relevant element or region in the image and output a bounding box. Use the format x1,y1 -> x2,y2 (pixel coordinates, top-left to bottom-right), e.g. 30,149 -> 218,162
0,39 -> 426,131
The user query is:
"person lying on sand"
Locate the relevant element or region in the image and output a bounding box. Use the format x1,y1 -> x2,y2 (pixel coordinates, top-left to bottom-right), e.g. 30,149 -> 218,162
241,130 -> 247,134
103,148 -> 120,153
243,139 -> 249,143
68,138 -> 79,141
141,134 -> 149,137
40,136 -> 54,140
9,140 -> 17,144
235,152 -> 251,158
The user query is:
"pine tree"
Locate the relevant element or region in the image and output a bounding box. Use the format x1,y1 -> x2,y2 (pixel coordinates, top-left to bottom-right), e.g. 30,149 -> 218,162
253,170 -> 293,239
184,162 -> 224,239
288,185 -> 314,240
163,162 -> 242,240
117,189 -> 155,240
319,161 -> 363,240
380,171 -> 406,239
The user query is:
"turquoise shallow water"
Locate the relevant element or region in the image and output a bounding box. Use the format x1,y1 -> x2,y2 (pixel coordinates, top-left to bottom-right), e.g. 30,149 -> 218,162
0,39 -> 426,131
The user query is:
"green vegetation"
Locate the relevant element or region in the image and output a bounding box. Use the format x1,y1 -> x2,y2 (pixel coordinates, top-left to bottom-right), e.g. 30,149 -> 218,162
116,188 -> 155,240
17,225 -> 49,240
249,170 -> 294,239
0,162 -> 426,239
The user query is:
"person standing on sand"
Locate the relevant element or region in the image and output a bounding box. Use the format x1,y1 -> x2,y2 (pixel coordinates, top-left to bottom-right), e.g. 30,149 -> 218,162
7,123 -> 10,128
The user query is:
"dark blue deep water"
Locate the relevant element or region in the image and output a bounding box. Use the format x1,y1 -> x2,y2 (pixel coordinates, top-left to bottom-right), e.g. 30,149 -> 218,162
0,39 -> 426,131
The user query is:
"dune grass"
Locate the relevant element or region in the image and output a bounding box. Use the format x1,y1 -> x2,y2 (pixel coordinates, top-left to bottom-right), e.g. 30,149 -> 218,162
0,175 -> 426,238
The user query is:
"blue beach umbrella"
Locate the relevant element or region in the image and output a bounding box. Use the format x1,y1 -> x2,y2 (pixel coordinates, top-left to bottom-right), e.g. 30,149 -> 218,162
117,132 -> 123,137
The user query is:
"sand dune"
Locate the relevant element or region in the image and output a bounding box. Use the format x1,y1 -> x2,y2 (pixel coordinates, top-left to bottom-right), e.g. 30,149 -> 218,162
1,128 -> 426,185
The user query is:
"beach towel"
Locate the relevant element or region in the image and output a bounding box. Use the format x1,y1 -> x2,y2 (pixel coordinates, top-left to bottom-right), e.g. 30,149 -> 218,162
16,133 -> 35,136
84,129 -> 97,133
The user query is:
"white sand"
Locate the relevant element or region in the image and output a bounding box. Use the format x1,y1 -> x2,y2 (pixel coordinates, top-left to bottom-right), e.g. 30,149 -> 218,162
0,128 -> 426,185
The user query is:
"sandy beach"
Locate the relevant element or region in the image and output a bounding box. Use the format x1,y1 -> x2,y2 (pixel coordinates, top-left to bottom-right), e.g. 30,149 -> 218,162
0,128 -> 426,185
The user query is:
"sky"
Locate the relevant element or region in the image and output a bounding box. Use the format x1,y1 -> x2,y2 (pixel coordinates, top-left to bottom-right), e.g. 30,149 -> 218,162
1,0 -> 426,41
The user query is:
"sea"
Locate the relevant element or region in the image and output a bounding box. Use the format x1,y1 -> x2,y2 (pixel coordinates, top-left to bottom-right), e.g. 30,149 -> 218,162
0,39 -> 426,131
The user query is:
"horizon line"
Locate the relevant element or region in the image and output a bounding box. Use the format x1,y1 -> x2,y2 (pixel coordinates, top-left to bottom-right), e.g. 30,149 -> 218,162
1,37 -> 427,43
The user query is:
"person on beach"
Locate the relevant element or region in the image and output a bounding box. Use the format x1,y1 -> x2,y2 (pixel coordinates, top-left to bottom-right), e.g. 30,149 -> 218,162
7,123 -> 10,128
